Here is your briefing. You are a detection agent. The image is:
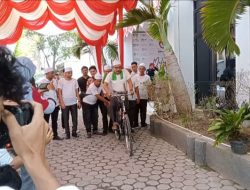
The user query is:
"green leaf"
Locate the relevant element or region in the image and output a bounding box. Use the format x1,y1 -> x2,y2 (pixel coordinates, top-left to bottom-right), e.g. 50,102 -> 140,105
147,22 -> 161,41
159,0 -> 170,17
200,0 -> 245,55
208,123 -> 222,131
116,7 -> 156,29
105,41 -> 118,61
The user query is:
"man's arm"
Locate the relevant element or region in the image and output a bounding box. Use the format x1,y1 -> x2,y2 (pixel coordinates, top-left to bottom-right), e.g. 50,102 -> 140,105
75,88 -> 81,108
96,94 -> 110,106
135,86 -> 140,104
103,82 -> 111,96
58,88 -> 65,109
127,78 -> 134,94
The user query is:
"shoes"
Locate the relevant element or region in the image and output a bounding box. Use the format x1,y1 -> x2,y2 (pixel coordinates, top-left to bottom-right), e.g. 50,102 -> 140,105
53,136 -> 63,140
65,135 -> 70,139
102,132 -> 107,136
72,133 -> 79,138
131,129 -> 135,133
87,133 -> 91,138
141,123 -> 148,127
93,130 -> 98,135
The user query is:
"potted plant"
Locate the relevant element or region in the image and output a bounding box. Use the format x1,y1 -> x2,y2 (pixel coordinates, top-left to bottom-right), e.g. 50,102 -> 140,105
208,104 -> 250,154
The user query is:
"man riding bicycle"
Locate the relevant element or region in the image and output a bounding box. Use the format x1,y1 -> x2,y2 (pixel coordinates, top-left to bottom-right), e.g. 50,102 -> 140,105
103,61 -> 134,130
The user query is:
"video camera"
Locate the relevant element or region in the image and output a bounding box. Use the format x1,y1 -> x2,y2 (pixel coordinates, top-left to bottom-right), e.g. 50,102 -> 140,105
0,102 -> 33,148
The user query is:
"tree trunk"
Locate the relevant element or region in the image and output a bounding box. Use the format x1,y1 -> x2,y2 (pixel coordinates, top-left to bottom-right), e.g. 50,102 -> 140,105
164,49 -> 193,114
158,21 -> 192,114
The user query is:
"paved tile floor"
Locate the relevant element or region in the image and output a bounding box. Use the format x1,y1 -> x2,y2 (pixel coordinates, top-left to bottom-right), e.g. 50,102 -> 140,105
46,112 -> 246,190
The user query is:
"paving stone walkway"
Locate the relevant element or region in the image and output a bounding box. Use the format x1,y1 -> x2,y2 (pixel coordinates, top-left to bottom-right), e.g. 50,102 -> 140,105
46,112 -> 246,190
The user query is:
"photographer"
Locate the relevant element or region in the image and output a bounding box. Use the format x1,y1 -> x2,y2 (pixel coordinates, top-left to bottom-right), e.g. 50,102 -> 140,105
0,47 -> 79,190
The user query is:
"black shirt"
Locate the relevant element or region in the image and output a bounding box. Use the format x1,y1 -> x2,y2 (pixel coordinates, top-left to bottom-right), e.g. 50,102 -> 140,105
77,76 -> 90,94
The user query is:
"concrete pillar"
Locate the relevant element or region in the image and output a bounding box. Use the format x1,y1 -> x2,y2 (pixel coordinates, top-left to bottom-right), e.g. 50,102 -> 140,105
187,136 -> 195,161
195,139 -> 207,166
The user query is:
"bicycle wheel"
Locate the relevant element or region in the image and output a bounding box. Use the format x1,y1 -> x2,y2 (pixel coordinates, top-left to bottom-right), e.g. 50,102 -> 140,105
124,114 -> 133,156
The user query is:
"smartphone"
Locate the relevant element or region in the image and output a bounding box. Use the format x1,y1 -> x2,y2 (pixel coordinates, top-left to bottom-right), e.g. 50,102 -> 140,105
0,103 -> 33,148
38,83 -> 49,90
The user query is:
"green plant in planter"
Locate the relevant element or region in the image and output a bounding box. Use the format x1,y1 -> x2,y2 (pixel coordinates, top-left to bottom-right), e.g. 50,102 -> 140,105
200,96 -> 218,118
208,103 -> 250,146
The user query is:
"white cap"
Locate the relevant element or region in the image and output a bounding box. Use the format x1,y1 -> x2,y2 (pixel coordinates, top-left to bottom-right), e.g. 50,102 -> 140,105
64,67 -> 72,72
139,63 -> 146,68
44,67 -> 53,74
94,73 -> 102,80
113,60 -> 121,66
104,65 -> 111,71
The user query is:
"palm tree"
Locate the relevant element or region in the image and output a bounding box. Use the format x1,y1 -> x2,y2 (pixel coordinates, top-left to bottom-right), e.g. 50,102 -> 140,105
200,0 -> 250,56
72,35 -> 119,68
117,0 -> 192,114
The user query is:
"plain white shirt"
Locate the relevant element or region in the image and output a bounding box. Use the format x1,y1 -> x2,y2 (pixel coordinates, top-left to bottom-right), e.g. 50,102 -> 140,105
58,78 -> 79,106
0,149 -> 13,166
40,78 -> 58,106
105,69 -> 131,92
82,83 -> 102,105
138,74 -> 151,99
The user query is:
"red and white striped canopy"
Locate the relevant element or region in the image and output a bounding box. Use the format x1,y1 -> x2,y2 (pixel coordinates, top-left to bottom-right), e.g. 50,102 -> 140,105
0,0 -> 136,46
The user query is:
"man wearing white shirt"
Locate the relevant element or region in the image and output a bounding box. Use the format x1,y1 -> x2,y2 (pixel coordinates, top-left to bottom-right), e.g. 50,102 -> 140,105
42,68 -> 63,140
128,63 -> 140,129
82,73 -> 110,138
103,61 -> 134,129
131,61 -> 138,77
58,67 -> 81,139
135,63 -> 152,127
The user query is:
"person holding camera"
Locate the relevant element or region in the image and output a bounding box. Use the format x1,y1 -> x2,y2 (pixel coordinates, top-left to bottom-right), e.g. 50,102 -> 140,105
0,47 -> 79,190
41,68 -> 63,140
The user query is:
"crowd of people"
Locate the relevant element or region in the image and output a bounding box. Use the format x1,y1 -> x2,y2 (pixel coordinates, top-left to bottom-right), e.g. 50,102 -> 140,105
43,60 -> 156,140
0,45 -> 159,189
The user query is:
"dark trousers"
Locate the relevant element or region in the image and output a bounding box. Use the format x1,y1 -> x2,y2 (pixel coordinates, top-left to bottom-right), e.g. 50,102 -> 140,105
128,100 -> 137,128
135,99 -> 148,126
60,107 -> 65,129
83,102 -> 98,133
44,106 -> 60,137
62,104 -> 78,137
98,99 -> 113,133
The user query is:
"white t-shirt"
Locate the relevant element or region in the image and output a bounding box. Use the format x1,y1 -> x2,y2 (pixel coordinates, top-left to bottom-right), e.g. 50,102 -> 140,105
105,69 -> 131,92
58,78 -> 79,106
128,74 -> 139,101
138,75 -> 151,99
40,78 -> 58,106
82,83 -> 102,105
0,149 -> 13,166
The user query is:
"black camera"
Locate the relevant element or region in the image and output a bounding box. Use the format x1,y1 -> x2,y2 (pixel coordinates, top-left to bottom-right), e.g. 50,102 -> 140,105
0,102 -> 33,148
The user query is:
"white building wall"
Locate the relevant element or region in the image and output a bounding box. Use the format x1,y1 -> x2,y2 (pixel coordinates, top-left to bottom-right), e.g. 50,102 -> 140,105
236,8 -> 250,104
168,0 -> 195,107
124,33 -> 133,68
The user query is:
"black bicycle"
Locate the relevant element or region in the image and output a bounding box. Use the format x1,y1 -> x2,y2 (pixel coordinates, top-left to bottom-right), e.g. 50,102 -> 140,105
112,93 -> 133,156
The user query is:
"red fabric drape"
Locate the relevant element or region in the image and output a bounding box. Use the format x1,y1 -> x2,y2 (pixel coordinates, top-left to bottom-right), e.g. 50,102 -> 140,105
95,45 -> 102,74
118,6 -> 124,67
0,0 -> 138,70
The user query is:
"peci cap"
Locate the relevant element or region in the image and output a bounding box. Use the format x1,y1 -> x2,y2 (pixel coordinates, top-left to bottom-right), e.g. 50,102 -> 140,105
64,67 -> 72,72
104,65 -> 111,71
113,60 -> 121,66
139,63 -> 146,68
94,73 -> 102,80
44,67 -> 53,74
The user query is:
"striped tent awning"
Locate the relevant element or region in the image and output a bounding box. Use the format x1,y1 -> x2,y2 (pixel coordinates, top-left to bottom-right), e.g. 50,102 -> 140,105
0,0 -> 137,71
